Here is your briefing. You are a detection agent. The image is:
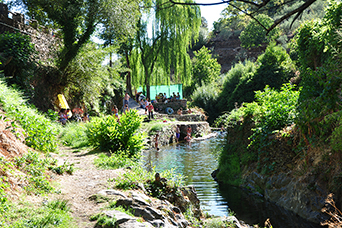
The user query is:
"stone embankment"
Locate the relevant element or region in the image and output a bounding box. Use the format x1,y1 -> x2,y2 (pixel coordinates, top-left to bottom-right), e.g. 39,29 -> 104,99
241,170 -> 328,224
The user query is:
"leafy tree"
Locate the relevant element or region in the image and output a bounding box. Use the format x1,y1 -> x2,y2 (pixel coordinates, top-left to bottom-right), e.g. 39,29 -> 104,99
191,46 -> 221,87
239,14 -> 279,48
292,19 -> 326,70
216,60 -> 257,113
15,0 -> 140,75
0,32 -> 36,90
130,0 -> 201,99
191,17 -> 210,51
64,42 -> 123,113
217,43 -> 294,114
191,82 -> 220,123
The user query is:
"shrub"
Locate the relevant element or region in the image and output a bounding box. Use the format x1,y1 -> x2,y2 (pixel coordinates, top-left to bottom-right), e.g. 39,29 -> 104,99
191,82 -> 220,123
86,110 -> 144,157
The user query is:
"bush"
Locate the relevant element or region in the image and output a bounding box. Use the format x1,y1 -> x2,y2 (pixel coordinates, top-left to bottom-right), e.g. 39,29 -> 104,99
217,60 -> 257,113
86,110 -> 144,157
191,82 -> 220,123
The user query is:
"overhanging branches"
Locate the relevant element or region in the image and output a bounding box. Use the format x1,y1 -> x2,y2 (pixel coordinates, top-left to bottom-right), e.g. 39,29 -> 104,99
167,0 -> 318,34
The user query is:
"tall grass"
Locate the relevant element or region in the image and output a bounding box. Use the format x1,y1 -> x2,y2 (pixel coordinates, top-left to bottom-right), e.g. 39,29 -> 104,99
59,122 -> 89,148
0,79 -> 59,152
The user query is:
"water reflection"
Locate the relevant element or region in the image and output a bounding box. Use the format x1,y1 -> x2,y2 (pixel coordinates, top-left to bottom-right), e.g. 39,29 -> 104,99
142,135 -> 321,227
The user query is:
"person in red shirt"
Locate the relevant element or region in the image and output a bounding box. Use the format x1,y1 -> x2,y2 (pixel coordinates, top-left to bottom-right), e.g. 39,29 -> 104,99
147,102 -> 154,119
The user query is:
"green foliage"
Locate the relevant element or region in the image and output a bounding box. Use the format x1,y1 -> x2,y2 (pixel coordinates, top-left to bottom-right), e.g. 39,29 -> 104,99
191,82 -> 220,123
90,213 -> 117,227
0,79 -> 58,152
217,43 -> 294,114
213,14 -> 249,40
191,46 -> 221,87
217,60 -> 257,113
65,42 -> 124,113
94,153 -> 135,170
292,19 -> 326,69
59,122 -> 89,148
86,110 -> 144,157
239,14 -> 280,49
131,0 -> 201,98
0,32 -> 36,90
2,199 -> 73,228
17,0 -> 140,72
248,84 -> 299,151
14,151 -> 56,194
216,84 -> 299,183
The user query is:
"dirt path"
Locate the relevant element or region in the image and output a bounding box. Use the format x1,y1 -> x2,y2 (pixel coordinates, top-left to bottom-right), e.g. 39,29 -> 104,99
51,147 -> 124,228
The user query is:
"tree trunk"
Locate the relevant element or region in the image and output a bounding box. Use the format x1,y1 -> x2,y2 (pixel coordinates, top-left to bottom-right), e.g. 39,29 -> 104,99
145,71 -> 150,100
125,51 -> 132,96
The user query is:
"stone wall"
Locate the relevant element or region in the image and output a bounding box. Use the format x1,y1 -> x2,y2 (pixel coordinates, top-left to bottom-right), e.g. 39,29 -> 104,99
153,99 -> 187,114
0,3 -> 61,64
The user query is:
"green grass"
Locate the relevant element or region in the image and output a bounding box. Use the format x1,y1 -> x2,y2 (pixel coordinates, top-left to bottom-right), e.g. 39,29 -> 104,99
0,79 -> 59,152
94,153 -> 136,169
0,199 -> 73,228
59,122 -> 89,148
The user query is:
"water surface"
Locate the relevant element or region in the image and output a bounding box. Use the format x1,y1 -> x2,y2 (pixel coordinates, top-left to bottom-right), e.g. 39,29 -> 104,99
142,134 -> 321,227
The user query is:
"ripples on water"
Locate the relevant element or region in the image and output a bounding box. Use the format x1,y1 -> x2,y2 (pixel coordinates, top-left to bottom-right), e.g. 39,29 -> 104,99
142,134 -> 321,228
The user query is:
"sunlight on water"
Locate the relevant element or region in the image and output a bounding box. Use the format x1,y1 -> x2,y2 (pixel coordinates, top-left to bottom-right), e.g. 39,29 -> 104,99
142,133 -> 321,228
143,133 -> 229,216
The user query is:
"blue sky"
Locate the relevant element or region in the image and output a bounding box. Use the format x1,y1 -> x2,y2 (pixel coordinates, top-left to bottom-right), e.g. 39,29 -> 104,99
198,0 -> 227,30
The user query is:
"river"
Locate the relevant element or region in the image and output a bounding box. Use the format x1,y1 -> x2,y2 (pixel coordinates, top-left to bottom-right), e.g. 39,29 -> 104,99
142,133 -> 322,228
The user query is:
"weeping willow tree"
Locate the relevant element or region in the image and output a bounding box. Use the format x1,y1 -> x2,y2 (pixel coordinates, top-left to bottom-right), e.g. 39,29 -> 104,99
131,0 -> 201,99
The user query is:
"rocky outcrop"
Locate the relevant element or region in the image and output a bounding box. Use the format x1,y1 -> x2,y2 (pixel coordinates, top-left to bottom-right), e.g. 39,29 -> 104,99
241,170 -> 328,224
90,189 -> 198,228
153,100 -> 187,114
146,121 -> 212,148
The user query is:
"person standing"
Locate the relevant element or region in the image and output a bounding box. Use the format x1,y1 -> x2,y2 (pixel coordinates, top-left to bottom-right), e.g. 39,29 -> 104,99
124,92 -> 130,106
147,102 -> 154,119
184,125 -> 192,141
154,133 -> 160,151
175,125 -> 180,143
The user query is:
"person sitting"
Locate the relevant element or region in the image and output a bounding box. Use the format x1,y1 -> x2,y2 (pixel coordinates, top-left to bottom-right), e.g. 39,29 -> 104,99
171,92 -> 176,102
112,105 -> 119,118
163,93 -> 167,102
144,99 -> 149,114
176,92 -> 180,100
187,108 -> 192,114
177,108 -> 183,115
58,109 -> 68,125
140,99 -> 146,109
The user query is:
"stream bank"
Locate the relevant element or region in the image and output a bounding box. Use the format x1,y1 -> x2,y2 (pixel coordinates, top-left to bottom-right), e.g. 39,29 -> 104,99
214,118 -> 334,226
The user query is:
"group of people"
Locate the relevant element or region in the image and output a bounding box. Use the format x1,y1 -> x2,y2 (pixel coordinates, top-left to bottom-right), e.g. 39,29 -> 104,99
58,107 -> 88,125
138,98 -> 154,120
155,92 -> 181,103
